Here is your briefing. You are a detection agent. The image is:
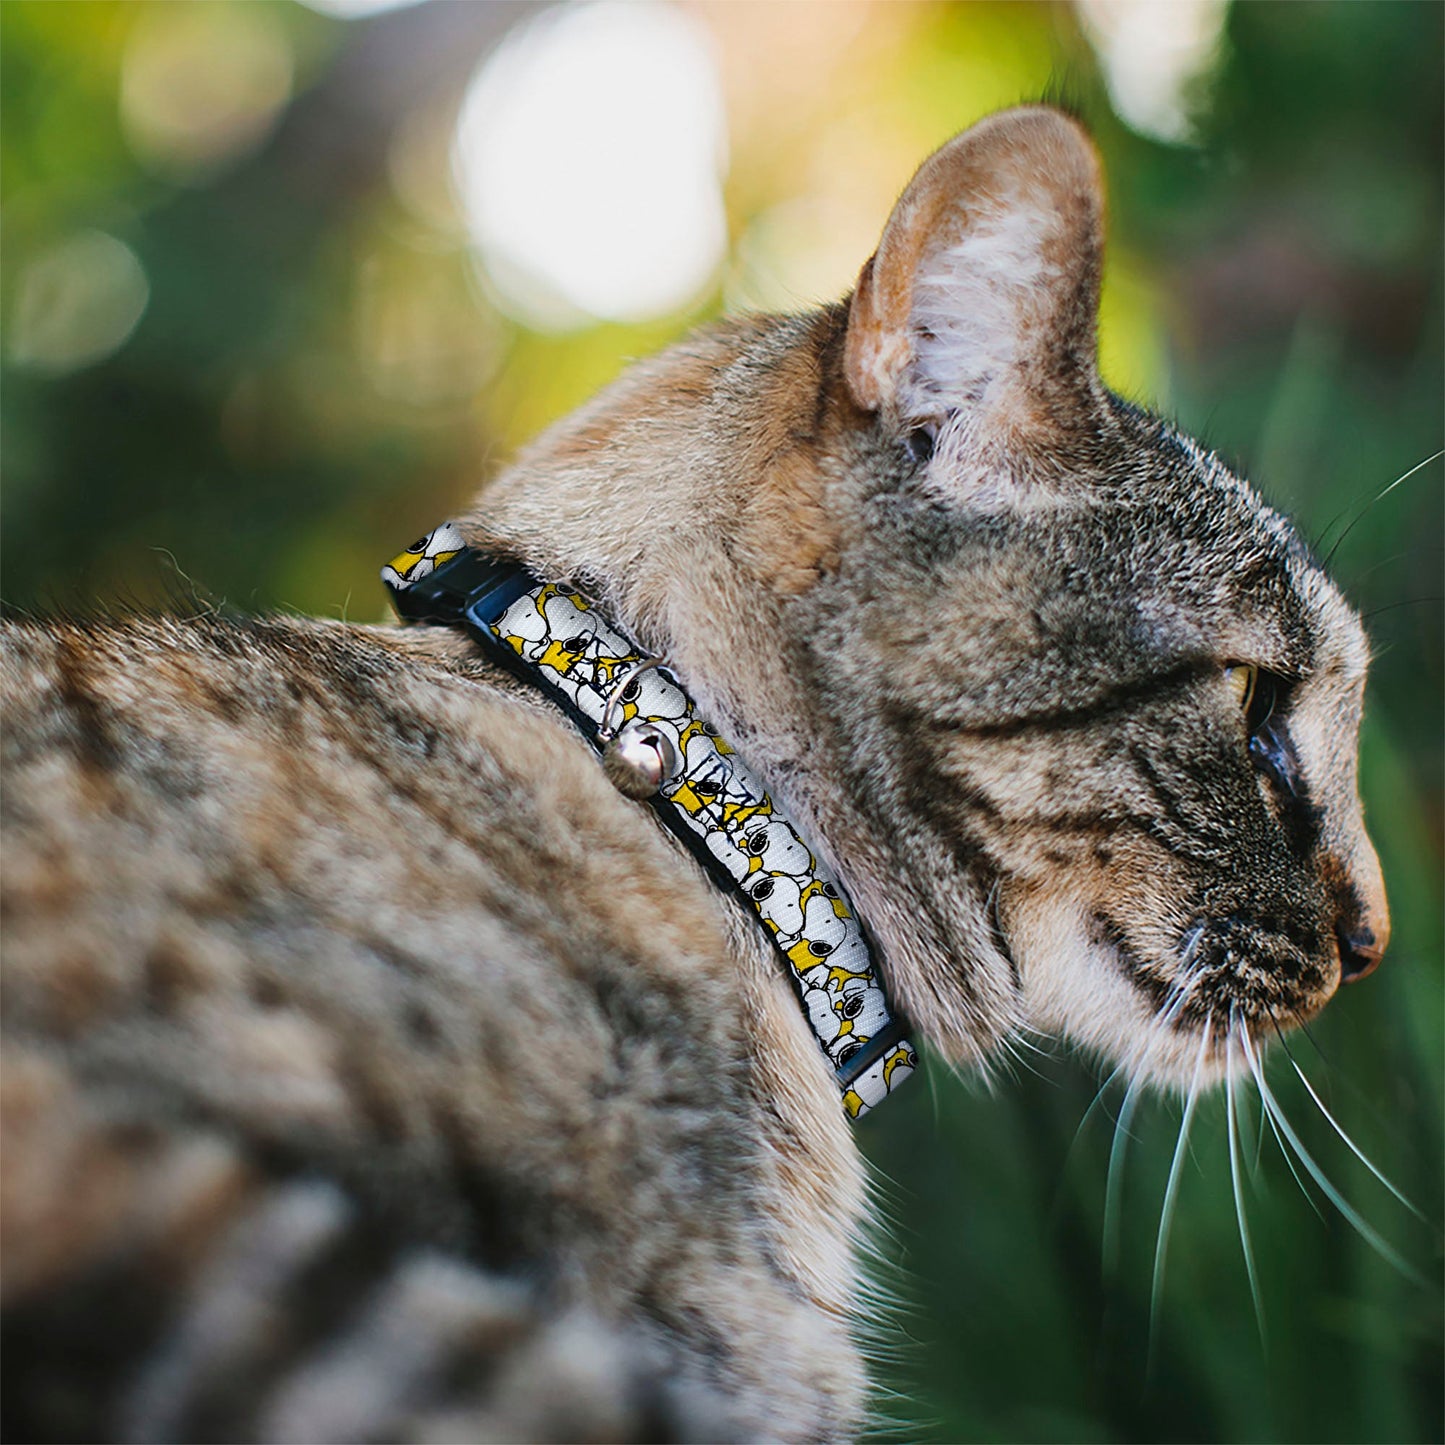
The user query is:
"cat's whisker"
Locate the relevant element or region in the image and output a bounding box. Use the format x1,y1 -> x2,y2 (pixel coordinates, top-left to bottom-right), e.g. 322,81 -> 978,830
1155,984 -> 1189,1027
1098,970 -> 1204,1276
1319,448 -> 1443,568
1293,1016 -> 1331,1071
1142,970 -> 1206,1074
1147,973 -> 1200,1048
1240,1031 -> 1326,1215
1148,1021 -> 1211,1359
1179,919 -> 1206,970
1227,1015 -> 1267,1349
1266,1019 -> 1425,1222
1005,1030 -> 1051,1059
1254,1073 -> 1327,1222
997,1034 -> 1053,1085
1252,1084 -> 1269,1177
1361,596 -> 1445,622
1070,1061 -> 1126,1164
1239,1032 -> 1423,1285
1231,1063 -> 1265,1184
1344,545 -> 1445,595
1101,1074 -> 1142,1283
922,1051 -> 944,1125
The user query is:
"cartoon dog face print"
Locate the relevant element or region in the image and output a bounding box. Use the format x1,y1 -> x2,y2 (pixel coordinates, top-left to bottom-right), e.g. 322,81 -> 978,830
747,879 -> 857,953
802,977 -> 889,1061
738,819 -> 813,878
381,521 -> 466,590
834,979 -> 888,1039
817,879 -> 852,921
803,985 -> 845,1049
497,588 -> 594,662
791,925 -> 871,987
669,735 -> 762,836
609,668 -> 690,753
744,871 -> 805,938
496,592 -> 549,656
535,592 -> 600,681
845,1043 -> 917,1117
796,890 -> 847,954
882,1044 -> 915,1089
496,587 -> 642,721
628,669 -> 688,727
703,824 -> 751,884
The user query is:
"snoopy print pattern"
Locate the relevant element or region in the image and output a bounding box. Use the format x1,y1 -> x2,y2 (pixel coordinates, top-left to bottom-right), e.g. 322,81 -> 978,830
380,521 -> 466,592
489,581 -> 916,1118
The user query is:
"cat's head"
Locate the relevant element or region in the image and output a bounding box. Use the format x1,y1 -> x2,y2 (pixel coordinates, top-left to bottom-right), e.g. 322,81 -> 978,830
803,107 -> 1388,1089
474,107 -> 1388,1094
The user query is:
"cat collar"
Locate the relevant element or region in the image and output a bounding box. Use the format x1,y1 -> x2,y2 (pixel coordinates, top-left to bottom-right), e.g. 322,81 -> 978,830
382,523 -> 917,1119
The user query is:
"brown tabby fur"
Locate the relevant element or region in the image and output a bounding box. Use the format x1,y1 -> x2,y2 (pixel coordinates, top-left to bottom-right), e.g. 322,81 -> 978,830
1,109 -> 1386,1442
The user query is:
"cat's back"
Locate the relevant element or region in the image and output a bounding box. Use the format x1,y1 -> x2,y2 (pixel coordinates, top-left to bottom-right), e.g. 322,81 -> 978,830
1,608 -> 736,1068
1,611 -> 850,1442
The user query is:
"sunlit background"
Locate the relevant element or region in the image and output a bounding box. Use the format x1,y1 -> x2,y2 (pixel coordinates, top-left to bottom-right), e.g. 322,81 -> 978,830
2,3 -> 1440,1440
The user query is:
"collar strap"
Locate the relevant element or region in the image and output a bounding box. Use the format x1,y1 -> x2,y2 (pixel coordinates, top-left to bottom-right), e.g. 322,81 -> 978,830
382,524 -> 916,1118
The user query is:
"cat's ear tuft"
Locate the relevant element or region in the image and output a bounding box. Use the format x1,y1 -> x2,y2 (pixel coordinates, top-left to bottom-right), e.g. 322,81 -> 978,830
844,107 -> 1105,443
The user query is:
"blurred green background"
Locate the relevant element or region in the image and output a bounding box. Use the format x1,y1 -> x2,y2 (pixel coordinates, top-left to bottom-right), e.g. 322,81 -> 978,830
2,1 -> 1439,1440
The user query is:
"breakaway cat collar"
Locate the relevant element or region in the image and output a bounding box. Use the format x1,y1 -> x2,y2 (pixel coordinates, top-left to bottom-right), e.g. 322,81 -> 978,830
383,523 -> 916,1118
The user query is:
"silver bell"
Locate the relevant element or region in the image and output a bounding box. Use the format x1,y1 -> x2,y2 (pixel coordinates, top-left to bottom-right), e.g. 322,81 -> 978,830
602,720 -> 678,799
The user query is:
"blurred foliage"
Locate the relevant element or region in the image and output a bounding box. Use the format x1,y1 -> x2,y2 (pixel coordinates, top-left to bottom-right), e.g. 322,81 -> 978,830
1,2 -> 1439,1442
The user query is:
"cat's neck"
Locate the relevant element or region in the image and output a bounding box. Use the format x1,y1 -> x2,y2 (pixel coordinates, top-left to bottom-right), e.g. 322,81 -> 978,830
463,310 -> 842,773
456,307 -> 1018,1068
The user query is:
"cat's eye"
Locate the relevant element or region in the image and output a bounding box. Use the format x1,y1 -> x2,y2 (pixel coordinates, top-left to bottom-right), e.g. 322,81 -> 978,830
904,424 -> 936,465
1224,663 -> 1278,734
1225,664 -> 1257,713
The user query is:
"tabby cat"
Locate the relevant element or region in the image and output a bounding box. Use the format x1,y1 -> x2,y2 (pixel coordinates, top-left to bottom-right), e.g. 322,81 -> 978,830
1,107 -> 1387,1442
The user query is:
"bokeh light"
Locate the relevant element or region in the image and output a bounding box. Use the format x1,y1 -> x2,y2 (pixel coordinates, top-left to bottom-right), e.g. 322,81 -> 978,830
298,0 -> 430,17
8,230 -> 149,374
1077,0 -> 1230,143
120,2 -> 294,179
452,0 -> 728,329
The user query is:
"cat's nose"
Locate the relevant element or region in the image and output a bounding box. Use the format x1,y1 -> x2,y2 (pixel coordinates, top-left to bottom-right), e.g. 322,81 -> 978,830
1336,922 -> 1384,983
1336,837 -> 1389,984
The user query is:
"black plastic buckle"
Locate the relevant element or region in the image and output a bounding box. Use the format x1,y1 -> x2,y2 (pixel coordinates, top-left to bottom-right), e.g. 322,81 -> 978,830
388,548 -> 600,744
833,1016 -> 912,1091
388,549 -> 539,629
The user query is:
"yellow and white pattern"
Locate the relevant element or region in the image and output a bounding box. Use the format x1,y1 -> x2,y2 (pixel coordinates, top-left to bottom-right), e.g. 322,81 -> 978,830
381,522 -> 466,591
491,581 -> 916,1118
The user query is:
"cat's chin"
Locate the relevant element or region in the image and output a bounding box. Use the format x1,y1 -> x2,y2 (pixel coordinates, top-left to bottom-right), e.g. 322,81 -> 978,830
1003,894 -> 1329,1094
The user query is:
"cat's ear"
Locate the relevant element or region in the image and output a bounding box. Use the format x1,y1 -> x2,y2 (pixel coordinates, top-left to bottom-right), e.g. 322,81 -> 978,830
844,107 -> 1104,443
